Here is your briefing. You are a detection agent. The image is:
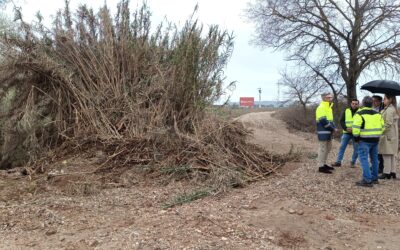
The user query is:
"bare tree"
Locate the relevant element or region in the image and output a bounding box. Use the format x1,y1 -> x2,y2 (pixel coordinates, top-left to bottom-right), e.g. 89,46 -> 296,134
246,0 -> 400,103
279,70 -> 325,116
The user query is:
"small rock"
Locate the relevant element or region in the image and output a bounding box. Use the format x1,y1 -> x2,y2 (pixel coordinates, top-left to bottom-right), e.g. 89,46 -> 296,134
297,210 -> 304,215
45,229 -> 57,236
268,236 -> 275,241
221,237 -> 228,241
377,246 -> 382,249
325,215 -> 335,220
288,209 -> 296,214
90,240 -> 100,247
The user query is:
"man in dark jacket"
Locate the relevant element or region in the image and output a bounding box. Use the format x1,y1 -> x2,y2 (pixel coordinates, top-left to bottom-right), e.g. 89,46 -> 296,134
372,95 -> 385,173
332,99 -> 359,167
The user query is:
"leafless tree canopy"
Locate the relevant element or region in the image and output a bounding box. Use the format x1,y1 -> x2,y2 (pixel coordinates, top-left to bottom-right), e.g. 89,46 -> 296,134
279,70 -> 325,114
246,0 -> 400,102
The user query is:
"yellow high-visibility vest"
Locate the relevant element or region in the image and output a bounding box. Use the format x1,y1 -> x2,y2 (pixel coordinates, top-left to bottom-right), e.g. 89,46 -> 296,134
353,107 -> 384,140
316,101 -> 333,122
343,108 -> 353,133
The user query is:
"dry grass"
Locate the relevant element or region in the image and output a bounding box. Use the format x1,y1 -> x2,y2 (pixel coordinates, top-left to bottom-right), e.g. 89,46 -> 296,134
276,100 -> 348,133
275,106 -> 317,132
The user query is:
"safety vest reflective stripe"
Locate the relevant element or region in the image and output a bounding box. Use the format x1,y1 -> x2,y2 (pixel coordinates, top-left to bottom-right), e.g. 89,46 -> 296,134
317,131 -> 332,134
318,116 -> 331,122
360,135 -> 380,138
360,128 -> 382,132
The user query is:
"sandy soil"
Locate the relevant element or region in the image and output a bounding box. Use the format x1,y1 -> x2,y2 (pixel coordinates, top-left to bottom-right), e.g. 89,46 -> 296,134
1,111 -> 400,249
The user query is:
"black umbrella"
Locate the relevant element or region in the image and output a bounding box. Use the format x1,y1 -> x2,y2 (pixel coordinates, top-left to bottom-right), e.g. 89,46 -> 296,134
360,80 -> 400,95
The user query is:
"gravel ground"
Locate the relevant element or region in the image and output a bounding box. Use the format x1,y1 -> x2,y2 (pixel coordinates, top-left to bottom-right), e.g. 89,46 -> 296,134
1,111 -> 400,249
263,161 -> 400,216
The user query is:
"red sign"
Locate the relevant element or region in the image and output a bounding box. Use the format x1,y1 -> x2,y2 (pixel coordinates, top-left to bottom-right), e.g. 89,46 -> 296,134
240,97 -> 254,107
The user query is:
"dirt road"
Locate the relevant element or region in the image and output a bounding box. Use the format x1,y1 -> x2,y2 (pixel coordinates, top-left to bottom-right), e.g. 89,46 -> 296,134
1,111 -> 400,249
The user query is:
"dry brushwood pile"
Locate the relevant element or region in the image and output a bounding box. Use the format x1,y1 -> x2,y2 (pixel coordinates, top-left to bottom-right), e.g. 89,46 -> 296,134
0,1 -> 287,191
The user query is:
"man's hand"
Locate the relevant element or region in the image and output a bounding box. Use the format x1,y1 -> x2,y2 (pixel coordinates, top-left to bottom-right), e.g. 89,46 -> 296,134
334,128 -> 339,133
346,128 -> 352,133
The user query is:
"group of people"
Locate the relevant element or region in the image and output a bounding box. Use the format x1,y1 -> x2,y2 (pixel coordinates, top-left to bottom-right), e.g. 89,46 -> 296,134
316,93 -> 399,187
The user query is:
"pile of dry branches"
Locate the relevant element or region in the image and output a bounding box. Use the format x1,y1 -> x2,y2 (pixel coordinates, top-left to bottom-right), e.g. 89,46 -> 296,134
0,1 -> 286,190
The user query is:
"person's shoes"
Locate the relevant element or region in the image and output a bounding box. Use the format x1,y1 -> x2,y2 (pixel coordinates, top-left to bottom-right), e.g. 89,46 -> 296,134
332,162 -> 341,167
378,173 -> 392,179
355,180 -> 373,187
372,179 -> 379,184
390,172 -> 397,179
319,166 -> 332,174
378,168 -> 383,174
323,164 -> 335,170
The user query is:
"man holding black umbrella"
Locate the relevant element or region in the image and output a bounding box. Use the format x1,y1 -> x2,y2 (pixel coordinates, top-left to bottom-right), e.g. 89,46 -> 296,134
372,95 -> 383,112
372,95 -> 385,173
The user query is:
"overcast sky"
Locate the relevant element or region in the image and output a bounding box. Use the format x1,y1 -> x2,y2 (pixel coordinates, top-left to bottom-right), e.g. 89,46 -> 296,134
18,0 -> 286,103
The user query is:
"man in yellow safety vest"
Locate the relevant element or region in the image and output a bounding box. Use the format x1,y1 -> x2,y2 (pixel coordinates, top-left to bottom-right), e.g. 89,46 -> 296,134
332,99 -> 359,167
352,96 -> 384,187
316,93 -> 339,174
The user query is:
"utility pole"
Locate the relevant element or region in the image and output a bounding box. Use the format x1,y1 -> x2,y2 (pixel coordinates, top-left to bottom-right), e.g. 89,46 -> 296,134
277,82 -> 280,102
257,87 -> 262,108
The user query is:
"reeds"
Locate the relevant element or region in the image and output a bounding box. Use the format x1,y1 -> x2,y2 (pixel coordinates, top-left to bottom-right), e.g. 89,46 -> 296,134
0,1 -> 285,190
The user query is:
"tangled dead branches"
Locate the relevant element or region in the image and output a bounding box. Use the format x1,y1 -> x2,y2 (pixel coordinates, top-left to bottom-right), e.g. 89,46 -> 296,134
0,1 -> 287,190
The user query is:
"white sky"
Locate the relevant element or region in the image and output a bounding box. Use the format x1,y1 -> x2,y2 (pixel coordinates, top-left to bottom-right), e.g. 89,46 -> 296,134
17,0 -> 285,103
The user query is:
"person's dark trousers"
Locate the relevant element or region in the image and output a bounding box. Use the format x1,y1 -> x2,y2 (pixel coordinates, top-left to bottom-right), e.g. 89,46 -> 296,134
378,154 -> 384,173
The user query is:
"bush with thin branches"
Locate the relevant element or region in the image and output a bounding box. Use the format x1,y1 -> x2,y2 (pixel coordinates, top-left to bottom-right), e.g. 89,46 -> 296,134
0,1 -> 286,190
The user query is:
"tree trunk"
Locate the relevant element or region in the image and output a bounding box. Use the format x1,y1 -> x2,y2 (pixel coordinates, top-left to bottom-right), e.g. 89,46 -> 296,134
332,92 -> 340,126
302,104 -> 307,117
346,82 -> 357,104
